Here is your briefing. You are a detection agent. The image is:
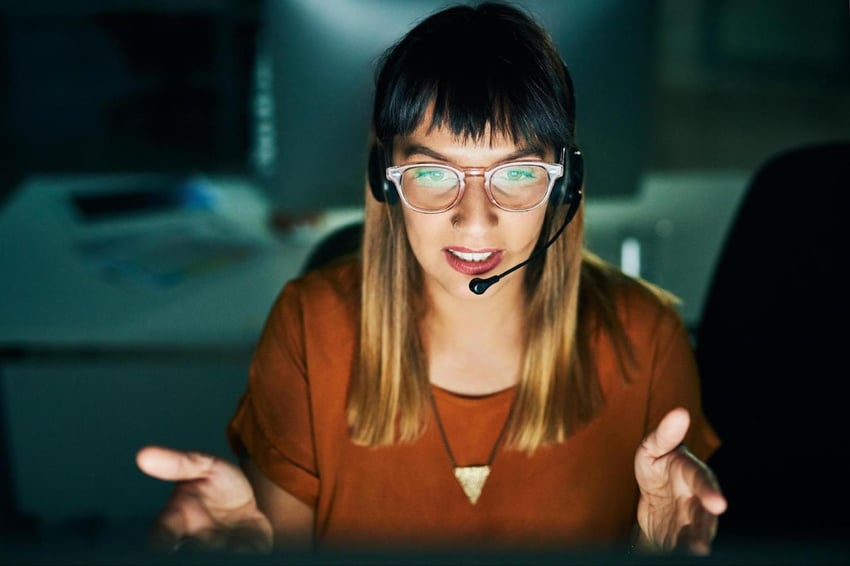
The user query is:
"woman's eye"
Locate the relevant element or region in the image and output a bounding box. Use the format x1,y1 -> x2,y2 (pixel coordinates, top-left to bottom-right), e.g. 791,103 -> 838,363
413,169 -> 446,181
496,167 -> 538,184
408,167 -> 456,186
504,168 -> 534,180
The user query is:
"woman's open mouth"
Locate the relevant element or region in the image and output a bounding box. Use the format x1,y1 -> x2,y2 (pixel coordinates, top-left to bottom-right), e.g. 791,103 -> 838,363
443,248 -> 503,275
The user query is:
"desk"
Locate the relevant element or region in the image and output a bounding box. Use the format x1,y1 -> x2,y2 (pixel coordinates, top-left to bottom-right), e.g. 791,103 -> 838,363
0,174 -> 363,525
0,173 -> 364,351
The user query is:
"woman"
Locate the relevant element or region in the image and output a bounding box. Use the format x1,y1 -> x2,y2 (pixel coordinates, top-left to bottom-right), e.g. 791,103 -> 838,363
137,1 -> 726,556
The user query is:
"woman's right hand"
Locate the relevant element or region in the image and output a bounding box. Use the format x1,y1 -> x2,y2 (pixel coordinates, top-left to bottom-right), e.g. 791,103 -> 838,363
136,446 -> 273,554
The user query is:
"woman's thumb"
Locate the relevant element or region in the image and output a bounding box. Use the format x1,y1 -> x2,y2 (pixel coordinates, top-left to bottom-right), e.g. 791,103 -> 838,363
136,446 -> 216,482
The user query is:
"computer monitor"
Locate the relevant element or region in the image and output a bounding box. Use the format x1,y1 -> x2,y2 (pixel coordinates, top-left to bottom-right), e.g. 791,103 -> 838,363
4,1 -> 260,176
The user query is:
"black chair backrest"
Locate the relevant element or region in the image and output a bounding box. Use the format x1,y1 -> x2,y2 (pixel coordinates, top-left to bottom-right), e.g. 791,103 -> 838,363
301,221 -> 364,275
695,141 -> 850,542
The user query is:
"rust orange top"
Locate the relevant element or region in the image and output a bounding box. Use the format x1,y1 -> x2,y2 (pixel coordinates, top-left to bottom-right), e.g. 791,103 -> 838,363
228,258 -> 719,552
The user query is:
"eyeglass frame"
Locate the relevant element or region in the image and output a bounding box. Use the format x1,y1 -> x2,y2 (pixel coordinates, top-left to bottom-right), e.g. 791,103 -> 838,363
384,149 -> 566,214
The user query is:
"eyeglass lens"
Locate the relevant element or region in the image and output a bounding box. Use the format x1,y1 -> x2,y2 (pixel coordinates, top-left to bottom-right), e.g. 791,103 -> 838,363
400,164 -> 550,211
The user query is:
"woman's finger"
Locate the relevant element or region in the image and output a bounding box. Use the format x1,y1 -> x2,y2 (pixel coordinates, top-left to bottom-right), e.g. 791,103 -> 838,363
680,499 -> 719,556
692,472 -> 728,515
136,446 -> 216,482
640,408 -> 690,459
677,451 -> 728,515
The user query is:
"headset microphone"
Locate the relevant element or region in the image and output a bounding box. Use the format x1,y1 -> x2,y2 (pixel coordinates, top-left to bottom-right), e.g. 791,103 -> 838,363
469,262 -> 527,295
468,146 -> 583,295
468,197 -> 580,295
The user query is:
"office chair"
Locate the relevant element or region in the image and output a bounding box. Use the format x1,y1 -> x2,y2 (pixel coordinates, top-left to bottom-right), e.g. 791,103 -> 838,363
694,141 -> 850,544
300,221 -> 364,275
0,373 -> 16,530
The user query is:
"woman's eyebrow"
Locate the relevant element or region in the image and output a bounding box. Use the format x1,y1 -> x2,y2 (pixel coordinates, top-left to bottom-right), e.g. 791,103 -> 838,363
399,144 -> 447,161
398,143 -> 548,162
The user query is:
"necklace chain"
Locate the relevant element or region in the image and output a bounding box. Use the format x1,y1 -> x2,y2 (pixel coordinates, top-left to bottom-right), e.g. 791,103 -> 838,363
428,387 -> 516,504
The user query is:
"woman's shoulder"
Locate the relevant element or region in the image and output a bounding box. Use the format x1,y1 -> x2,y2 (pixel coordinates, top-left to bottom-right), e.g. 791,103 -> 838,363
292,255 -> 361,298
271,257 -> 361,321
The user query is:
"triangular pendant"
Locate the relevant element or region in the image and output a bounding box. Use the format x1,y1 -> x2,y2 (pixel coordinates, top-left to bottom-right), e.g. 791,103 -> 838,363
454,465 -> 491,505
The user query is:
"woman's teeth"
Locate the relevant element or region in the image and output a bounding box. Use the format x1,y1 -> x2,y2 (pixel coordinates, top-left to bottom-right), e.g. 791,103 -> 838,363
448,250 -> 493,262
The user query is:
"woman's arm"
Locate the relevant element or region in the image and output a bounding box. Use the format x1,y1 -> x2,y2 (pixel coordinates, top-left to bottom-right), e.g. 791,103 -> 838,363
242,457 -> 315,552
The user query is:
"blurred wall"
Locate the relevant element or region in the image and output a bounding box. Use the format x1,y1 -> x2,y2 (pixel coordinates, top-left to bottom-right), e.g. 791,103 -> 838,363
649,0 -> 850,172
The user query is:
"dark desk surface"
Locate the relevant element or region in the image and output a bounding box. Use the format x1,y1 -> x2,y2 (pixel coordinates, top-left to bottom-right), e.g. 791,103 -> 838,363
1,522 -> 849,566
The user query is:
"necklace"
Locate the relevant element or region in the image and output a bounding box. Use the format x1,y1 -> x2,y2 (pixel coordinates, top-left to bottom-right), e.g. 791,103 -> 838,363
428,387 -> 515,505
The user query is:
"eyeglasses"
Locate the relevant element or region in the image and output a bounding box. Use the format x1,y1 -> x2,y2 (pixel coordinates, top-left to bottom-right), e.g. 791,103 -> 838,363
385,159 -> 564,213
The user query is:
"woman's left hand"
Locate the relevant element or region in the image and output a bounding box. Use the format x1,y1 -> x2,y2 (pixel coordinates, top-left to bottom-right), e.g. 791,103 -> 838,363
634,407 -> 727,555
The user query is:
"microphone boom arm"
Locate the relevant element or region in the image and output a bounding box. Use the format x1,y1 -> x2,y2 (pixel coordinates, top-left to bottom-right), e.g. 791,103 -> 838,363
468,196 -> 581,295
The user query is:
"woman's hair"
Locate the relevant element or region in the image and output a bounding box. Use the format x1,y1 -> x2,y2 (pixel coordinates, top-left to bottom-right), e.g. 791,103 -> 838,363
348,1 -> 665,451
372,1 -> 576,156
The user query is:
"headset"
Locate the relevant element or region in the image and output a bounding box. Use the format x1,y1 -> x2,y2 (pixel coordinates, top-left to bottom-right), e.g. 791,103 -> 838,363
367,142 -> 585,295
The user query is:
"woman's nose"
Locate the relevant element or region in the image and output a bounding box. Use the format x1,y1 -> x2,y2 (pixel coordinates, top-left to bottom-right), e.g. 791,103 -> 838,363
451,177 -> 499,234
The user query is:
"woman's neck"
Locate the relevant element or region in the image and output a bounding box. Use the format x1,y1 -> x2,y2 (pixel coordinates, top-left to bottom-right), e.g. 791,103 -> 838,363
422,279 -> 527,396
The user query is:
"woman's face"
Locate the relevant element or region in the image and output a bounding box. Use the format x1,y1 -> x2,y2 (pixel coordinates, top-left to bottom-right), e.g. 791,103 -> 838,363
393,122 -> 553,302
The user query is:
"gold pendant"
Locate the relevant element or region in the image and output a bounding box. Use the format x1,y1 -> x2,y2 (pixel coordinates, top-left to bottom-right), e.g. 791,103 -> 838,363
454,465 -> 491,504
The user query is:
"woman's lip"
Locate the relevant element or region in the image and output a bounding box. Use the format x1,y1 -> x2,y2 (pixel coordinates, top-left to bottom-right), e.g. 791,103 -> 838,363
443,248 -> 503,275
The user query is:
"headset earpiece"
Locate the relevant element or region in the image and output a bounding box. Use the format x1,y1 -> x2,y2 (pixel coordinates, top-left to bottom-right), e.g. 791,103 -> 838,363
565,147 -> 583,205
368,144 -> 398,204
550,146 -> 584,206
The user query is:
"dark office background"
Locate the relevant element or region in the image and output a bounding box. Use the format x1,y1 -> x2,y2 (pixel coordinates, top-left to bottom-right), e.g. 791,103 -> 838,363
2,0 -> 847,208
